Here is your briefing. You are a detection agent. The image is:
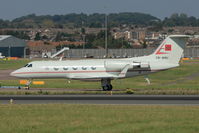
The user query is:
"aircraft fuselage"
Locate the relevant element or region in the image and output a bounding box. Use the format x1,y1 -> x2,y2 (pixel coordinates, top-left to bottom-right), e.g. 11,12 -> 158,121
10,58 -> 157,80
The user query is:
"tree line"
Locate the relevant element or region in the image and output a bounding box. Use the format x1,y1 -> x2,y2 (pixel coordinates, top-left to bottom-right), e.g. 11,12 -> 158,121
1,13 -> 198,29
1,12 -> 198,28
0,12 -> 158,28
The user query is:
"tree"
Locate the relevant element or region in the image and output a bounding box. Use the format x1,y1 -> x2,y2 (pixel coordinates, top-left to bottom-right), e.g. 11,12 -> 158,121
142,41 -> 147,48
35,32 -> 41,40
85,31 -> 132,49
81,28 -> 86,34
163,13 -> 199,27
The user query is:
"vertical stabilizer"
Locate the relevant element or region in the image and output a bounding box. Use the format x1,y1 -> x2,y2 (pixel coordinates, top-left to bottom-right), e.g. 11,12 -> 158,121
150,35 -> 190,64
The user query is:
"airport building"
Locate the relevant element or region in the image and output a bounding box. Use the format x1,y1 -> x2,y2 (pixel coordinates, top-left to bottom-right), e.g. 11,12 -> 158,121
0,35 -> 27,57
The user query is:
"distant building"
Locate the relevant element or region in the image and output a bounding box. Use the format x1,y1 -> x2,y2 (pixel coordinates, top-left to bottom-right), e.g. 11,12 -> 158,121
132,32 -> 139,40
132,31 -> 146,41
138,31 -> 146,40
113,31 -> 132,40
114,32 -> 124,39
0,35 -> 27,57
124,31 -> 132,40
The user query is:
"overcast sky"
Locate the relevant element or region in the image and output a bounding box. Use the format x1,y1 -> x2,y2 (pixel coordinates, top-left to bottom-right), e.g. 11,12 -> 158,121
0,0 -> 198,20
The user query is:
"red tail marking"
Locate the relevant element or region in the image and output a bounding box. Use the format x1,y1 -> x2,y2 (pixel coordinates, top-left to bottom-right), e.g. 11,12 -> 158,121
156,44 -> 172,55
165,44 -> 172,51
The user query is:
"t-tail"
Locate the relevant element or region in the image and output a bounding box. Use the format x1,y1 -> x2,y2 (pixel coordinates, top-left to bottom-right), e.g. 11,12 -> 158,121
149,35 -> 190,65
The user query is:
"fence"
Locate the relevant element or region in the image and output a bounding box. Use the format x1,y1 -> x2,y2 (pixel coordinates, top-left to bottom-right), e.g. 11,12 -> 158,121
65,48 -> 199,58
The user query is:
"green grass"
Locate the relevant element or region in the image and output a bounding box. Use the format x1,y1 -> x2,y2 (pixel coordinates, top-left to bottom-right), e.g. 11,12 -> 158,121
0,104 -> 198,133
0,59 -> 30,70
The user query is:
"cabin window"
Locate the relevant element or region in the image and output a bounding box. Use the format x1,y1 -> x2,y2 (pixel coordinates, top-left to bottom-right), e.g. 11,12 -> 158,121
27,64 -> 32,67
24,64 -> 29,67
91,66 -> 96,70
63,67 -> 68,70
73,67 -> 78,70
82,67 -> 87,70
54,67 -> 59,70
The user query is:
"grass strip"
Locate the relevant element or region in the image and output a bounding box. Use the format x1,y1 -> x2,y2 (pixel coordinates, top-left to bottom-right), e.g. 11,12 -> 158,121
0,104 -> 198,133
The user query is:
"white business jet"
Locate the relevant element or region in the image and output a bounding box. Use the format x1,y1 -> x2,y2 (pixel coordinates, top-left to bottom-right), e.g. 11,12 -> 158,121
10,35 -> 190,91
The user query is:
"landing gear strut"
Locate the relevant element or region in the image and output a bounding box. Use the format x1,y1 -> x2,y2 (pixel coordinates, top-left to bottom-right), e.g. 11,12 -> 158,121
101,78 -> 113,91
25,80 -> 32,90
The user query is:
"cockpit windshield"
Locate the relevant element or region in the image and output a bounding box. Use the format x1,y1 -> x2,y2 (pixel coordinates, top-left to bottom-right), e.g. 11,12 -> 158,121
28,64 -> 32,67
24,64 -> 33,68
24,64 -> 29,67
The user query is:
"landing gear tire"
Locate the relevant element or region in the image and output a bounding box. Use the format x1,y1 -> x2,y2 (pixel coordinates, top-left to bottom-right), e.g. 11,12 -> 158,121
101,78 -> 113,91
107,84 -> 112,91
102,84 -> 113,91
102,86 -> 108,91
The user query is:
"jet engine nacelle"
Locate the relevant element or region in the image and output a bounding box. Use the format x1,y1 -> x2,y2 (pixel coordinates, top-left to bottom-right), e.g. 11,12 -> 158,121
139,62 -> 150,68
104,60 -> 150,71
104,60 -> 133,71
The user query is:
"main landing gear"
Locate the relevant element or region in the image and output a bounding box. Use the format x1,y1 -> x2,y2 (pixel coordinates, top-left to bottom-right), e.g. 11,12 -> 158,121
101,78 -> 113,91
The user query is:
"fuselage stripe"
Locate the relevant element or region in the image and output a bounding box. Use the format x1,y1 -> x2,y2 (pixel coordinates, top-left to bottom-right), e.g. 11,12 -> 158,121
12,69 -> 157,75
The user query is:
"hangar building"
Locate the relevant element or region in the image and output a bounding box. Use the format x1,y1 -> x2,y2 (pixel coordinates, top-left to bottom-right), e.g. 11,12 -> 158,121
0,35 -> 27,57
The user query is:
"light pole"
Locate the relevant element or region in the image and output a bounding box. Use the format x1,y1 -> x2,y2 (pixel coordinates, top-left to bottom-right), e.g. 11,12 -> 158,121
105,13 -> 108,58
81,20 -> 86,57
8,45 -> 11,57
83,34 -> 85,56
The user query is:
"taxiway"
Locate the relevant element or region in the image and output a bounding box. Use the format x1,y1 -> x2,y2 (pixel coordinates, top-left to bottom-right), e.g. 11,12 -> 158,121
0,95 -> 199,105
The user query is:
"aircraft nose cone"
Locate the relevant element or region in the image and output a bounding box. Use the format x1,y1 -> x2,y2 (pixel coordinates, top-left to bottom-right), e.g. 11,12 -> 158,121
10,70 -> 18,77
10,71 -> 16,77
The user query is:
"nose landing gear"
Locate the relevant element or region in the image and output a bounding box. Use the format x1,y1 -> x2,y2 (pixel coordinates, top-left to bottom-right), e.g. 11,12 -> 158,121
101,78 -> 113,91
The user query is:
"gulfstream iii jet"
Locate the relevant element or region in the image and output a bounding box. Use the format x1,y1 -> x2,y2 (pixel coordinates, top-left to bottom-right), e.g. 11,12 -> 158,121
10,35 -> 190,91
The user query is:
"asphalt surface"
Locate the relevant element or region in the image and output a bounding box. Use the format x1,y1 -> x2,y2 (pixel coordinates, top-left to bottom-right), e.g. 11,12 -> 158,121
0,69 -> 16,80
1,95 -> 199,105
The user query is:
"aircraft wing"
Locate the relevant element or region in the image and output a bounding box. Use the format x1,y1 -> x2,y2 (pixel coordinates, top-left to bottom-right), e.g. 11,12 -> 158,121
105,61 -> 150,78
117,64 -> 130,78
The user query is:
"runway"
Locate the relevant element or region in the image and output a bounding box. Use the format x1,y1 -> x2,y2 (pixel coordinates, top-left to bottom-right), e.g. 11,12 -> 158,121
1,95 -> 199,105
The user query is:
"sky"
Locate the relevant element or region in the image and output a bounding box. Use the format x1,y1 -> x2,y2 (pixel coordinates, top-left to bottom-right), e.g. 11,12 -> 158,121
0,0 -> 199,20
